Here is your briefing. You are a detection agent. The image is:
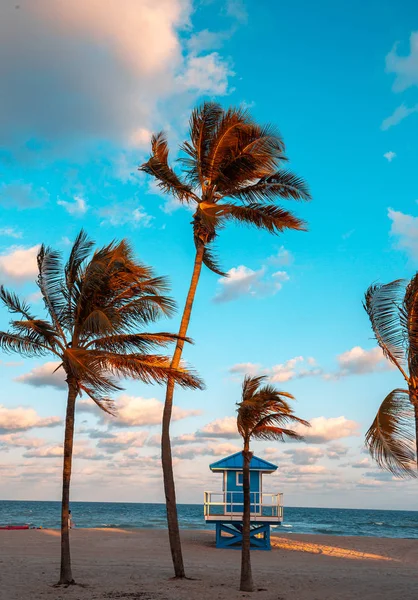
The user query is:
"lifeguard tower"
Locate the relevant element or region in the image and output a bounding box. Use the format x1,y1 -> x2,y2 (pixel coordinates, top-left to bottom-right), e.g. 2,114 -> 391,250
203,451 -> 283,550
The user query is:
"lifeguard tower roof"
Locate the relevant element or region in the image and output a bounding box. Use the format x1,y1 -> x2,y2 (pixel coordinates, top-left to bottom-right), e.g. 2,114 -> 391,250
209,451 -> 277,473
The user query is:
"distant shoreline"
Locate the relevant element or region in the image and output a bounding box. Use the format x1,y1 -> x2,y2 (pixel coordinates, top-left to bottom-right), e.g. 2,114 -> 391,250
1,499 -> 417,513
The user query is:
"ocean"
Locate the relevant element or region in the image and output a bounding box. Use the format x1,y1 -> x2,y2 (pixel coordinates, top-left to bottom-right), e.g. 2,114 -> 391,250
1,501 -> 418,539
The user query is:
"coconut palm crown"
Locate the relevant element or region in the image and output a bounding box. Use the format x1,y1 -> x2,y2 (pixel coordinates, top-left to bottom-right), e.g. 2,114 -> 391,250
237,375 -> 310,446
364,276 -> 418,478
141,101 -> 311,276
0,231 -> 202,585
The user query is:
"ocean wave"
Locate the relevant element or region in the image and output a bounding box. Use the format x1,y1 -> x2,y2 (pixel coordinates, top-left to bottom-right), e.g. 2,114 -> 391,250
281,524 -> 293,528
314,528 -> 346,535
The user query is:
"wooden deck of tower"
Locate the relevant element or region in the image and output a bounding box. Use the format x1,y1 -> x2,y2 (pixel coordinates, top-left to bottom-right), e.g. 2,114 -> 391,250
203,452 -> 283,550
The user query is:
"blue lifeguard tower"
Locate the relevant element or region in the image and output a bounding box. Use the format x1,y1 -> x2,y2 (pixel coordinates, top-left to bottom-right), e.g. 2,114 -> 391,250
203,451 -> 283,550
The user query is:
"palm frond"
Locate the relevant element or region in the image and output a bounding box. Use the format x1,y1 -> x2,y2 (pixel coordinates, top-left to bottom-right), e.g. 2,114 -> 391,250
90,352 -> 204,390
63,230 -> 94,324
206,106 -> 252,181
180,102 -> 224,187
228,170 -> 311,203
365,388 -> 416,478
252,425 -> 304,442
11,319 -> 60,350
0,286 -> 34,320
63,348 -> 122,395
115,295 -> 176,330
0,331 -> 52,357
363,280 -> 408,371
90,332 -> 191,353
213,125 -> 287,192
78,386 -> 116,416
223,202 -> 306,234
37,245 -> 67,342
201,243 -> 227,276
242,375 -> 268,402
140,132 -> 196,203
237,375 -> 307,443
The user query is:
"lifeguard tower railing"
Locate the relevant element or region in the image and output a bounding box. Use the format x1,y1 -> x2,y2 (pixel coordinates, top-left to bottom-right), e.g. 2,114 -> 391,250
204,491 -> 283,522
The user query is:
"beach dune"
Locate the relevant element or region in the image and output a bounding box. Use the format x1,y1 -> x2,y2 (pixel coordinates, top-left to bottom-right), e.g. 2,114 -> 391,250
0,529 -> 417,600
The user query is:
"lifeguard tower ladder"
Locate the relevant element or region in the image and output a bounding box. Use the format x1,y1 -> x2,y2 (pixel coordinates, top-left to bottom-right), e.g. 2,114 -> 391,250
203,451 -> 283,550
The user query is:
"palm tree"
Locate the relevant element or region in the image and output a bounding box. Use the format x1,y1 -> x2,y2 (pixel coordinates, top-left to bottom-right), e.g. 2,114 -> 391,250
140,101 -> 311,577
364,276 -> 418,477
236,375 -> 309,592
0,231 -> 202,585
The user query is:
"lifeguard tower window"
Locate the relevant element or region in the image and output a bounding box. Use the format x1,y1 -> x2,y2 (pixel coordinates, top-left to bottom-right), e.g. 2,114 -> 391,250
236,472 -> 243,486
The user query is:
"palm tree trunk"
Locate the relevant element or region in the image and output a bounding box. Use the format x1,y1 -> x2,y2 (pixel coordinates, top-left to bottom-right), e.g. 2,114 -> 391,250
162,243 -> 205,578
58,377 -> 77,585
240,442 -> 254,592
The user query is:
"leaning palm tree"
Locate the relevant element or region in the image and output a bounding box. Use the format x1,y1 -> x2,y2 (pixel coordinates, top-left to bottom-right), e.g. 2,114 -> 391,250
140,101 -> 311,577
236,375 -> 309,592
364,276 -> 418,477
0,231 -> 202,585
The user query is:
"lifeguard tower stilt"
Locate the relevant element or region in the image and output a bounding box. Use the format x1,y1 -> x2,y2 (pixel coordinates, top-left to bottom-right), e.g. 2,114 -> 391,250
203,452 -> 283,550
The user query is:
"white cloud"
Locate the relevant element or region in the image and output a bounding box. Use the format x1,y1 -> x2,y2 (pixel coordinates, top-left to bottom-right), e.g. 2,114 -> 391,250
176,52 -> 233,95
229,357 -> 323,382
187,29 -> 230,54
96,431 -> 149,454
267,246 -> 294,266
23,443 -> 105,461
0,405 -> 61,434
173,441 -> 240,460
15,362 -> 66,390
0,245 -> 39,283
26,291 -> 43,304
0,182 -> 49,209
129,127 -> 152,148
326,443 -> 349,460
99,200 -> 153,228
0,434 -> 45,450
269,356 -> 305,382
288,464 -> 328,475
106,395 -> 201,428
0,227 -> 22,239
293,416 -> 360,444
283,447 -> 324,465
352,458 -> 371,469
388,208 -> 418,260
334,346 -> 393,377
381,104 -> 418,130
228,362 -> 261,377
57,195 -> 88,216
230,349 -> 388,383
225,0 -> 248,23
0,1 -> 234,150
214,265 -> 287,303
383,151 -> 396,162
386,32 -> 418,92
196,416 -> 239,439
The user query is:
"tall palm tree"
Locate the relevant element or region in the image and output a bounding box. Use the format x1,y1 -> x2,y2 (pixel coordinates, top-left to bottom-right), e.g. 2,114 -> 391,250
0,231 -> 202,585
236,375 -> 309,592
364,276 -> 418,477
140,101 -> 311,577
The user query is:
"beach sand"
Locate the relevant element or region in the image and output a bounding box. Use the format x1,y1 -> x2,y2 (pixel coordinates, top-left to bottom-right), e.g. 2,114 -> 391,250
1,529 -> 417,600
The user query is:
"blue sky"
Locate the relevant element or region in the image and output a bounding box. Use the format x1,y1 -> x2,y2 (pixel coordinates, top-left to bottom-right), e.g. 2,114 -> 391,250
1,0 -> 418,509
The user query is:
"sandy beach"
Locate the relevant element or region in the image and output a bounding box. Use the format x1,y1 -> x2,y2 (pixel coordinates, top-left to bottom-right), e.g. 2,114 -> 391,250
0,529 -> 417,600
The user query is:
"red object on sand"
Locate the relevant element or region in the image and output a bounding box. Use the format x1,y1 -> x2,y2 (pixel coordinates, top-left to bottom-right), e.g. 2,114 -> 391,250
0,525 -> 29,530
